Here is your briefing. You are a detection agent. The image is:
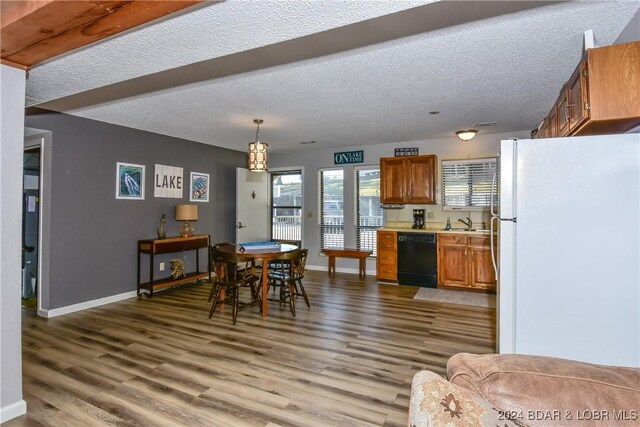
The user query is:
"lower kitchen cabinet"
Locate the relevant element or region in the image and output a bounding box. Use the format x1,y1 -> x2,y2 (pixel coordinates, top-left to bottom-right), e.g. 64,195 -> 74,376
438,234 -> 496,290
437,235 -> 468,286
377,230 -> 397,282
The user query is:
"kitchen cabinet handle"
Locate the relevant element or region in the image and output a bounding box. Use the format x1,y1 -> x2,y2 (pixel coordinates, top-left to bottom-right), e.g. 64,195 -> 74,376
490,169 -> 498,217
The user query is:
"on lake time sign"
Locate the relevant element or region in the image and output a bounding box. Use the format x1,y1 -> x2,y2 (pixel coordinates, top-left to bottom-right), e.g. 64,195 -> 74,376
334,150 -> 364,165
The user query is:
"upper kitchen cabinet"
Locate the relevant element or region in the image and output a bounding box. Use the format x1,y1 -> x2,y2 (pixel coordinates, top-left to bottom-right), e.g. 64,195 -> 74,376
536,41 -> 640,138
380,155 -> 437,204
380,157 -> 406,204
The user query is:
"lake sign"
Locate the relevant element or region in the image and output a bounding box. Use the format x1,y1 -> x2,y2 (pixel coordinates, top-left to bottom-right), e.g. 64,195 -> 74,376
334,150 -> 364,165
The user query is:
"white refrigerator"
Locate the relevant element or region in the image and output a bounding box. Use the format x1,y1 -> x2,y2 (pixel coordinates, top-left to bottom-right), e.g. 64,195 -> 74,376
492,134 -> 639,367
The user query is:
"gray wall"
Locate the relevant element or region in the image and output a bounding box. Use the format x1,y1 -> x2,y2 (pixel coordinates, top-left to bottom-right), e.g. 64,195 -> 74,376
270,130 -> 530,272
25,109 -> 245,310
615,8 -> 640,44
1,65 -> 27,422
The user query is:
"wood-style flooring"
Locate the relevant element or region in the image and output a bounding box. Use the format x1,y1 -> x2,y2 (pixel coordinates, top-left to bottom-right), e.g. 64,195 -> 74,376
7,270 -> 496,427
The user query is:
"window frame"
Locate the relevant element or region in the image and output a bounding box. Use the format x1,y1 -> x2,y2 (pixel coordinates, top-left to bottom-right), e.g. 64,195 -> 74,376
354,165 -> 382,257
318,167 -> 345,251
270,168 -> 303,244
441,157 -> 497,211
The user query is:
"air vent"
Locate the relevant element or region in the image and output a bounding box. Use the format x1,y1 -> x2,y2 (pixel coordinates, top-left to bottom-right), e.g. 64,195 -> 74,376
300,140 -> 318,145
473,122 -> 497,128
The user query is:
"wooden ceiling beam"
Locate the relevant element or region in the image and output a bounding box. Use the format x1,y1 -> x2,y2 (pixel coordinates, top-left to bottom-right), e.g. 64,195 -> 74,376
1,0 -> 204,70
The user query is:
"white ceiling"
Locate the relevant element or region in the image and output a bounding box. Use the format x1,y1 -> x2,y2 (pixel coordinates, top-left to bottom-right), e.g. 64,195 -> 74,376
26,0 -> 639,153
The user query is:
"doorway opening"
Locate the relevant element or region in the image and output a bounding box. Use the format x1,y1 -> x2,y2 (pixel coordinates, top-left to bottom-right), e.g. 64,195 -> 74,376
21,147 -> 40,311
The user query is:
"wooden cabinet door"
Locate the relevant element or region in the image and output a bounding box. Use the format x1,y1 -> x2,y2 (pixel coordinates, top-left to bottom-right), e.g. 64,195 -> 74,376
406,155 -> 436,204
557,87 -> 571,137
469,245 -> 496,290
537,117 -> 549,138
548,104 -> 558,138
568,61 -> 590,133
438,243 -> 468,287
380,157 -> 406,204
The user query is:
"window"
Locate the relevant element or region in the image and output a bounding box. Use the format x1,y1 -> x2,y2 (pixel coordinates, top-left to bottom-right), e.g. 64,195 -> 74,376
319,169 -> 344,249
442,158 -> 497,209
356,167 -> 382,256
271,170 -> 302,241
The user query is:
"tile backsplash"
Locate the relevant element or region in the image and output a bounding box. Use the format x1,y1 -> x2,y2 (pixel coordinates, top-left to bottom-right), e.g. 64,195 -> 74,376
384,205 -> 491,230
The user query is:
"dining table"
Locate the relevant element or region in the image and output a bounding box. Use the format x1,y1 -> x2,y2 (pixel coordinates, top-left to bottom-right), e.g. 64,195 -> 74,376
214,242 -> 298,317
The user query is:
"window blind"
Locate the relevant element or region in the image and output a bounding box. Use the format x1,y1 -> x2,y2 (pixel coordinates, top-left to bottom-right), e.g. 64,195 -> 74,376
356,168 -> 382,256
442,158 -> 497,209
318,169 -> 344,250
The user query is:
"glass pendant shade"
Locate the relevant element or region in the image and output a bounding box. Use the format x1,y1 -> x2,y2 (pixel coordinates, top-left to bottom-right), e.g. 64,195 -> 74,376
248,119 -> 268,172
455,129 -> 478,141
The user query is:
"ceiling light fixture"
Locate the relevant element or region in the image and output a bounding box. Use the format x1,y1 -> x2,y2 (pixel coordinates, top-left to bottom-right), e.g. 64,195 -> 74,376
455,129 -> 478,141
248,119 -> 268,172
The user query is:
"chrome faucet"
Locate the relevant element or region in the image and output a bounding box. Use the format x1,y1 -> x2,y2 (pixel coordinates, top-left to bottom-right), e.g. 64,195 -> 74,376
458,217 -> 472,230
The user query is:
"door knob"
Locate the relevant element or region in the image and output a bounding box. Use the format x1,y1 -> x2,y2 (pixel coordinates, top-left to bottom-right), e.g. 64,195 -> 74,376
237,221 -> 247,229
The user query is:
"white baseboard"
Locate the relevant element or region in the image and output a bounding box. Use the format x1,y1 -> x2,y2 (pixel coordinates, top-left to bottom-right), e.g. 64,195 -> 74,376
306,264 -> 376,276
1,399 -> 27,423
40,290 -> 138,318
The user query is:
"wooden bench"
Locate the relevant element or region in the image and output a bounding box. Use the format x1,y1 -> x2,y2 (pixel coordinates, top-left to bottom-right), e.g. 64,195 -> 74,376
321,248 -> 373,279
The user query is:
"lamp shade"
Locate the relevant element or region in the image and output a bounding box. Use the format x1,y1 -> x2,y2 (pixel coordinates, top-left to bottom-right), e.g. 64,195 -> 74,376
248,141 -> 268,171
176,204 -> 198,221
248,118 -> 268,172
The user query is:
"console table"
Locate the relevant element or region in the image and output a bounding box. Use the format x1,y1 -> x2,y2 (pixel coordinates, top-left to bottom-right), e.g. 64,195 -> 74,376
137,234 -> 211,297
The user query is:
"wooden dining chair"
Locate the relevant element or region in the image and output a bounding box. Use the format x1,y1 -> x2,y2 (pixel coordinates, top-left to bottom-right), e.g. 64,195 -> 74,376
266,239 -> 302,275
292,248 -> 309,307
267,248 -> 309,316
209,249 -> 261,325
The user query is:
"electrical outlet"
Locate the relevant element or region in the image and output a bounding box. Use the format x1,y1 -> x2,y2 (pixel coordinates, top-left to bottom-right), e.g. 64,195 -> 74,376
427,211 -> 434,219
159,262 -> 165,271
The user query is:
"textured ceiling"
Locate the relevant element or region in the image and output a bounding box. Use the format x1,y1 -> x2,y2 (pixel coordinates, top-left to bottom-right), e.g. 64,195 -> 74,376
26,0 -> 640,153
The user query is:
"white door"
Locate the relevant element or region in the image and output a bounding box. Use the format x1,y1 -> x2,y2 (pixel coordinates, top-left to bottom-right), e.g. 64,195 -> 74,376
236,167 -> 269,243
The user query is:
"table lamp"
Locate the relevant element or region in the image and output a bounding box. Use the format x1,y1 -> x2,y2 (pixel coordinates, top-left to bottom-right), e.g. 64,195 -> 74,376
176,204 -> 198,237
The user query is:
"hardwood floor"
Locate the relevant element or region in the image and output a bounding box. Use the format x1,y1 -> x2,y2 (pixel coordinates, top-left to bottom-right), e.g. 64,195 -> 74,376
7,270 -> 496,427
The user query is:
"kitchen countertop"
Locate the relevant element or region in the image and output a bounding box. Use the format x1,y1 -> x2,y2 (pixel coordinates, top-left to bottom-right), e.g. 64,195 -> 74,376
378,226 -> 494,236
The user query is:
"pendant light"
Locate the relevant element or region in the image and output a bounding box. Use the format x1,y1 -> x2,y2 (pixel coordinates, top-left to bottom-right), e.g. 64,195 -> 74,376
248,119 -> 268,172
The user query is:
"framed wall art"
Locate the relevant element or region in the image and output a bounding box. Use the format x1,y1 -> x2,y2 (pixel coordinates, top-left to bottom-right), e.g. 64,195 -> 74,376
190,172 -> 209,202
116,162 -> 145,200
154,164 -> 183,198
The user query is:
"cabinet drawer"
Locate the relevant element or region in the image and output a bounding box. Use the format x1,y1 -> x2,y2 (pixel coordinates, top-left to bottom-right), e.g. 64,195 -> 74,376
377,250 -> 396,266
378,231 -> 396,242
439,234 -> 468,245
377,264 -> 397,280
469,236 -> 490,247
378,241 -> 397,252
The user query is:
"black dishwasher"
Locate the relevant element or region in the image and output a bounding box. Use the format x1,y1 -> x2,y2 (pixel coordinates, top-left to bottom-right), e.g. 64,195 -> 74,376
397,233 -> 437,287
